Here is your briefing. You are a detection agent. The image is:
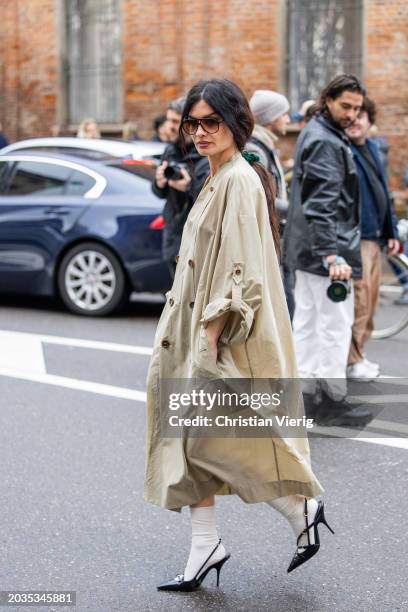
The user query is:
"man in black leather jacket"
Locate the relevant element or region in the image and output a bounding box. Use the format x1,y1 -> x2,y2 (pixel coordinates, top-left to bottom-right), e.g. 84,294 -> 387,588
283,74 -> 372,426
152,97 -> 209,278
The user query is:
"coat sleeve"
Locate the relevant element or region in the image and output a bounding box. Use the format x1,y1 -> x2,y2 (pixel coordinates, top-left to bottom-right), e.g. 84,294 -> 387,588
200,177 -> 264,345
151,151 -> 169,200
385,193 -> 400,240
300,140 -> 344,257
152,180 -> 168,199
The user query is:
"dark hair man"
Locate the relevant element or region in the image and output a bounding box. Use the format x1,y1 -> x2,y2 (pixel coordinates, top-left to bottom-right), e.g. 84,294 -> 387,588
345,98 -> 399,380
283,74 -> 372,426
153,97 -> 209,278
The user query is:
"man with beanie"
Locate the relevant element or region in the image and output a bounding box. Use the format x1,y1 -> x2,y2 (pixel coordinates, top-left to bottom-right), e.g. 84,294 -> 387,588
247,90 -> 294,318
247,90 -> 290,220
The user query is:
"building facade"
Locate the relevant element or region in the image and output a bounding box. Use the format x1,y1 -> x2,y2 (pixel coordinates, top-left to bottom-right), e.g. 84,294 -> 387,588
0,0 -> 407,189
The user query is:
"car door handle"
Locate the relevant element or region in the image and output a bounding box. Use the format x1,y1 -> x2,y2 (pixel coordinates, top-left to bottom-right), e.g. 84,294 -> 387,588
44,208 -> 70,215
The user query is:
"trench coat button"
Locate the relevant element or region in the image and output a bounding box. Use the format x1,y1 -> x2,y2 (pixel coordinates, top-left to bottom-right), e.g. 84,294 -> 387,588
169,298 -> 174,306
175,255 -> 179,264
234,268 -> 241,275
210,187 -> 214,192
188,259 -> 195,268
189,301 -> 195,308
161,339 -> 170,348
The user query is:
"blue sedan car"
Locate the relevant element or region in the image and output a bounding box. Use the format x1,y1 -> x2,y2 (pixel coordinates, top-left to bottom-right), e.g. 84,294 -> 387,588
0,153 -> 171,315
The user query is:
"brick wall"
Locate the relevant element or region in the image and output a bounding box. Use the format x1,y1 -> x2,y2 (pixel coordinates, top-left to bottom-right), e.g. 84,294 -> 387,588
0,0 -> 406,189
122,0 -> 280,137
0,0 -> 58,141
365,0 -> 408,191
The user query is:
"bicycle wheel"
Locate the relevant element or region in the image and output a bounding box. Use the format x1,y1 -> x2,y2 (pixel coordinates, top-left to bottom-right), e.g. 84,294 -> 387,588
372,252 -> 408,339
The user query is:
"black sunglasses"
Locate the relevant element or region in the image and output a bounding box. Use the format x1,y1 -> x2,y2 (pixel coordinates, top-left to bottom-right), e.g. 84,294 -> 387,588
181,117 -> 224,135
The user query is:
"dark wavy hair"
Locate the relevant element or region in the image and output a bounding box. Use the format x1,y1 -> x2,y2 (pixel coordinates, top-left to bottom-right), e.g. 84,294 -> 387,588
179,78 -> 280,258
318,74 -> 366,115
361,97 -> 376,125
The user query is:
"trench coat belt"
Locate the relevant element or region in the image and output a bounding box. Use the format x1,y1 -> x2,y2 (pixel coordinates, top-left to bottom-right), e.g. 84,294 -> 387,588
231,263 -> 243,312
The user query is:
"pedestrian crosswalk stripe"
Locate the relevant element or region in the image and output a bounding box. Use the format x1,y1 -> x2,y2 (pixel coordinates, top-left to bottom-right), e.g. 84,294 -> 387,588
0,329 -> 152,355
311,424 -> 408,450
1,329 -> 407,449
0,366 -> 147,402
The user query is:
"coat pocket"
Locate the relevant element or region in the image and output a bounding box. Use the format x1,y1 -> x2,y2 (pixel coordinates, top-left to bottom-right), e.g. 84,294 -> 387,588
195,324 -> 219,376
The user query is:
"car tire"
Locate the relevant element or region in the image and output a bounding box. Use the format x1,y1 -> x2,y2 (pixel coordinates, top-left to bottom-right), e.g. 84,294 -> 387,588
57,242 -> 128,316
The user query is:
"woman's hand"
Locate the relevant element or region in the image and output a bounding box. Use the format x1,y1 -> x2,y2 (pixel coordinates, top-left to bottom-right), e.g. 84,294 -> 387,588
204,312 -> 230,360
207,339 -> 218,361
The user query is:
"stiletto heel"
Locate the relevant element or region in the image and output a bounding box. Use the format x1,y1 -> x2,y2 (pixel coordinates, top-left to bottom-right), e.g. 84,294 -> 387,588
214,554 -> 229,587
287,498 -> 334,573
320,505 -> 335,534
157,538 -> 231,591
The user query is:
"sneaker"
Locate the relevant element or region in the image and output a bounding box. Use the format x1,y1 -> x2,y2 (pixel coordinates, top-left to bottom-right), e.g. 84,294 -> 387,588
347,360 -> 379,382
394,288 -> 408,306
315,396 -> 373,427
362,356 -> 380,373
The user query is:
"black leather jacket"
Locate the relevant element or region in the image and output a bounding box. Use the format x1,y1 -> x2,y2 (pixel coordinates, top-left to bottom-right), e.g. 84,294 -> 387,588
152,141 -> 209,262
283,114 -> 362,278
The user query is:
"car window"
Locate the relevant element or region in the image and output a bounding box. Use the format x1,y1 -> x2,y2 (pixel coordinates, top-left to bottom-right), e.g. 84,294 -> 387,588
7,161 -> 73,196
0,161 -> 9,193
66,170 -> 96,195
104,160 -> 156,182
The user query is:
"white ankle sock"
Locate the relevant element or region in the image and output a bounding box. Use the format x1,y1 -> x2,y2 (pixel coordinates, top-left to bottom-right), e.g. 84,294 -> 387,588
183,505 -> 226,581
266,494 -> 319,549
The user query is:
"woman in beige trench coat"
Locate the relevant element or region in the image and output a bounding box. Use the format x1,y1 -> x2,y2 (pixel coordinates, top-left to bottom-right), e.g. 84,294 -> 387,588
144,79 -> 333,591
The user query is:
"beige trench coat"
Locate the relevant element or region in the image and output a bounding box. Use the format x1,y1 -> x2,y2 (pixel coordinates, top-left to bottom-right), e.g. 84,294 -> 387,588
144,152 -> 324,512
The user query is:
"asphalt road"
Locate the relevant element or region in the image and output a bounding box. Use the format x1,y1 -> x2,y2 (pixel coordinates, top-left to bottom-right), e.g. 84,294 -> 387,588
0,294 -> 407,612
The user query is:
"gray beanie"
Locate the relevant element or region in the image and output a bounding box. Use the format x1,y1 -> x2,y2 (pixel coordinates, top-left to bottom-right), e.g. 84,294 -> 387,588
249,90 -> 290,125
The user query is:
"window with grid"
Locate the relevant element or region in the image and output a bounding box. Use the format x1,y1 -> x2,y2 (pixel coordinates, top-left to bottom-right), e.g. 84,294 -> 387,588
66,0 -> 122,124
286,0 -> 363,111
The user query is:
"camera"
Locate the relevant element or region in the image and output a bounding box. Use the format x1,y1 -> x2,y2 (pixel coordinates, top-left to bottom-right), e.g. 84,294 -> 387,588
164,162 -> 184,181
327,279 -> 350,302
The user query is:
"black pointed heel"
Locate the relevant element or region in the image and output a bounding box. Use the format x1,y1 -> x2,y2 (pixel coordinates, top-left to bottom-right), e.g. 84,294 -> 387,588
157,538 -> 231,591
287,498 -> 334,573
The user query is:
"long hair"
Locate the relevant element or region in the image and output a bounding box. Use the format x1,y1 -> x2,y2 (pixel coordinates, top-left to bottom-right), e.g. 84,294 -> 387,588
362,97 -> 377,125
77,117 -> 100,139
179,78 -> 280,258
317,74 -> 366,115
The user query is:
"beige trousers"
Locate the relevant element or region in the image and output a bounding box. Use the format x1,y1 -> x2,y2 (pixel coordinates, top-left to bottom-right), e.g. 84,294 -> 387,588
348,240 -> 381,365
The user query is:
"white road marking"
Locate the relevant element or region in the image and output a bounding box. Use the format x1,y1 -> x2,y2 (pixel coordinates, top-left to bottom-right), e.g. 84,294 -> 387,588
0,331 -> 46,374
0,366 -> 146,402
352,438 -> 408,450
349,394 -> 408,404
0,329 -> 149,401
0,330 -> 153,355
377,375 -> 408,385
312,424 -> 408,450
369,418 -> 408,436
0,329 -> 407,449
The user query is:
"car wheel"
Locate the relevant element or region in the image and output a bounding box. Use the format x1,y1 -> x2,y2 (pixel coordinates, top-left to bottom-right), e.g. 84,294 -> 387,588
57,242 -> 127,316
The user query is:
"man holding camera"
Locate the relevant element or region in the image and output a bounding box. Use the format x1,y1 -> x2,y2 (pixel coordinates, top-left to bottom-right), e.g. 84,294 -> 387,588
153,97 -> 209,278
283,74 -> 372,426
